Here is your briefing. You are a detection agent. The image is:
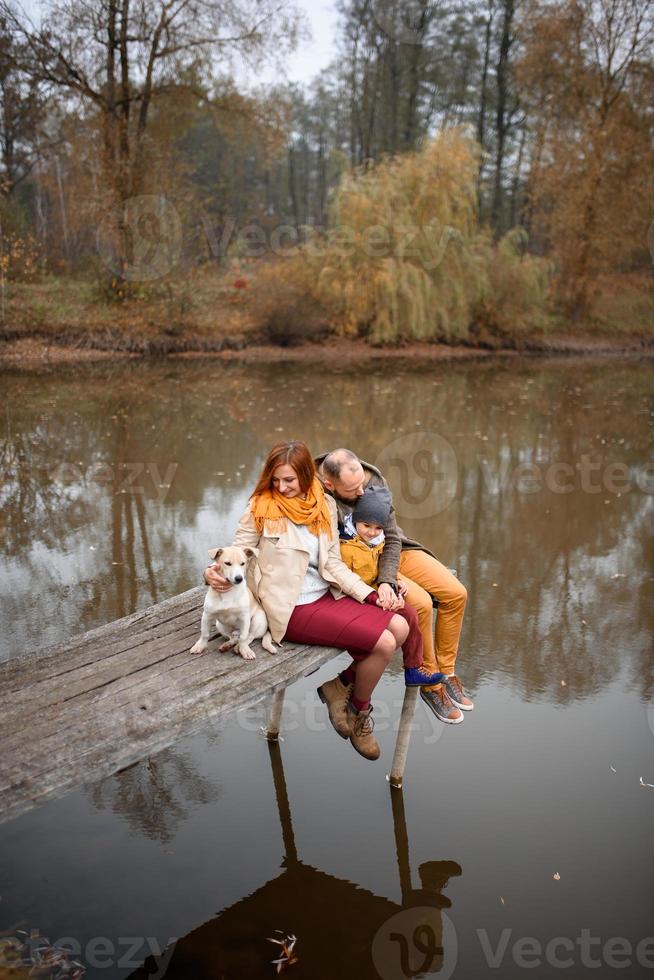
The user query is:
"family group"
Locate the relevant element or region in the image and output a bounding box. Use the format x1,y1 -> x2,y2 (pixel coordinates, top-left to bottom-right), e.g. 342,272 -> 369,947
204,441 -> 472,761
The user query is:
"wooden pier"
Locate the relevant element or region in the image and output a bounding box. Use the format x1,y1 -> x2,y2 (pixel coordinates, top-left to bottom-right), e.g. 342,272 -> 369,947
0,587 -> 419,826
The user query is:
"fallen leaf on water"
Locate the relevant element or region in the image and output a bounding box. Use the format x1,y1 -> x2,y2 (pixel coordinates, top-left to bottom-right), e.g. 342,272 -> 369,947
500,896 -> 505,905
581,619 -> 587,625
610,765 -> 617,773
560,680 -> 567,687
552,872 -> 561,881
268,933 -> 298,974
639,777 -> 654,789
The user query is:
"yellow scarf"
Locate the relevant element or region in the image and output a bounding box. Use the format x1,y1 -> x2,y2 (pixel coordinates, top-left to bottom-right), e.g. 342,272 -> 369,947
251,477 -> 334,538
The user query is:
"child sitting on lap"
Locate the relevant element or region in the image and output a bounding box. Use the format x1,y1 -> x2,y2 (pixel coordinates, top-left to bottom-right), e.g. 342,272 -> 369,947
339,485 -> 443,687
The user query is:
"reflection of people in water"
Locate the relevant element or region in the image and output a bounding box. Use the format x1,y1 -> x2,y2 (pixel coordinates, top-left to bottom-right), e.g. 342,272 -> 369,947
128,742 -> 462,979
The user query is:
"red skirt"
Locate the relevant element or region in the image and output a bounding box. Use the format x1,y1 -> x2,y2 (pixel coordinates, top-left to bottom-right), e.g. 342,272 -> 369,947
283,592 -> 394,659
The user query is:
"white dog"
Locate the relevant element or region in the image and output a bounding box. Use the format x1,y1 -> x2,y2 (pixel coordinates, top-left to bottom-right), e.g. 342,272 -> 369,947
190,545 -> 277,660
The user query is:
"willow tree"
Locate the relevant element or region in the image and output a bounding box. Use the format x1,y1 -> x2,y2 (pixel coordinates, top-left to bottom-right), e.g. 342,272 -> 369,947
1,0 -> 303,285
312,129 -> 551,344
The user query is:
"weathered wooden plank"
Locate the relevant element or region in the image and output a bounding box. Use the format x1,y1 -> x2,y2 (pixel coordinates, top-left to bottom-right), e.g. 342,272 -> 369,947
0,589 -> 205,694
0,637 -> 328,791
0,612 -> 203,712
0,592 -> 345,827
0,631 -> 230,742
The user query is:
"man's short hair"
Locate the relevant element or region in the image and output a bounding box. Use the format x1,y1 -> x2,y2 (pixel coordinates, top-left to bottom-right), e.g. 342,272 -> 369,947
322,448 -> 360,481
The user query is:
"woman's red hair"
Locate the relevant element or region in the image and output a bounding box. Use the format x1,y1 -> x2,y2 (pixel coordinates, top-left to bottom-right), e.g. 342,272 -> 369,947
251,441 -> 316,497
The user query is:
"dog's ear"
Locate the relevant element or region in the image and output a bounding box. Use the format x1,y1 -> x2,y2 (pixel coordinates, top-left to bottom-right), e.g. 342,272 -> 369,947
207,547 -> 223,561
243,546 -> 259,560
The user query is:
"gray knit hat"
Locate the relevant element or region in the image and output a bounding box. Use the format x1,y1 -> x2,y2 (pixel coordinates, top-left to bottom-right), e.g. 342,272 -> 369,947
352,485 -> 392,527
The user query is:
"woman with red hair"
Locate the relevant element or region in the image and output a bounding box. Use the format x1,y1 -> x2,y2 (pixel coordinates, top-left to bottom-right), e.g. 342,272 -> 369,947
205,440 -> 409,761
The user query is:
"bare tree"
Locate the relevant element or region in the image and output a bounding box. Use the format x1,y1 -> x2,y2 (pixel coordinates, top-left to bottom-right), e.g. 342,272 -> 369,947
1,0 -> 303,281
0,15 -> 45,195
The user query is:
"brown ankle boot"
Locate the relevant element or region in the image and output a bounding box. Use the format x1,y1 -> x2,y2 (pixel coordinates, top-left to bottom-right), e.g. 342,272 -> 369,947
317,675 -> 353,738
348,704 -> 380,760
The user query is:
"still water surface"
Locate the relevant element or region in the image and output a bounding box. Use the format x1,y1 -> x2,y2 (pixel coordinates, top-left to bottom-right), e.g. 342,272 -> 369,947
1,355 -> 653,979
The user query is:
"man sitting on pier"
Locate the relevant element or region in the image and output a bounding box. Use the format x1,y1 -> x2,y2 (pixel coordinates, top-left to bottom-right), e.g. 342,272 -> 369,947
315,449 -> 472,725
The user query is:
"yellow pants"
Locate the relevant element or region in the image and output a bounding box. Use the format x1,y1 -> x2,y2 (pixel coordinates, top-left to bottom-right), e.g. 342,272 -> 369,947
398,550 -> 467,683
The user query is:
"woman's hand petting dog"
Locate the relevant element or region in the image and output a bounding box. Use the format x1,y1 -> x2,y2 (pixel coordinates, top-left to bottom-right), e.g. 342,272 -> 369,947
204,564 -> 233,592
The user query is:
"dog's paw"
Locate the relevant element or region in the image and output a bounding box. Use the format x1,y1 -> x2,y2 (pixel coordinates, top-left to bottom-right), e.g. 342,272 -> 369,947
219,639 -> 238,652
262,638 -> 278,655
190,640 -> 208,655
238,646 -> 257,660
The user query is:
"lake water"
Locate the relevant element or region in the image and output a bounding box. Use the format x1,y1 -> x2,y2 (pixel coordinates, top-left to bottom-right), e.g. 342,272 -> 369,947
1,354 -> 653,979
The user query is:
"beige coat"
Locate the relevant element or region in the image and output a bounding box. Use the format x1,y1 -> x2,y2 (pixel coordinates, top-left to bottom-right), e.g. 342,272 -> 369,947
232,495 -> 374,643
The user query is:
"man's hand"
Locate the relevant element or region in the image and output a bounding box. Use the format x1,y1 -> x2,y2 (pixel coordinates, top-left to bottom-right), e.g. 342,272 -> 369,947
377,582 -> 403,611
204,564 -> 232,592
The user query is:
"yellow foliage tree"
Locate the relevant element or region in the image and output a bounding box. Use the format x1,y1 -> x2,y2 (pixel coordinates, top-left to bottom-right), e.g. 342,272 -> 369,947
308,129 -> 551,344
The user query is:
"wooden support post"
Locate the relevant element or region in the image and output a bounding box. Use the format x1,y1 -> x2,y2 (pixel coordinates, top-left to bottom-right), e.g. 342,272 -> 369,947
265,687 -> 286,742
388,686 -> 418,789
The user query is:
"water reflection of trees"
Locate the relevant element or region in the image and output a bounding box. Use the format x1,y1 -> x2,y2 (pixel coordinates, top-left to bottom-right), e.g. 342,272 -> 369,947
89,748 -> 221,844
2,358 -> 652,700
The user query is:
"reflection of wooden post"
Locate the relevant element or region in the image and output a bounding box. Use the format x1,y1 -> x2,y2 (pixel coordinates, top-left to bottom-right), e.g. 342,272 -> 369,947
390,782 -> 413,902
267,740 -> 298,864
389,687 -> 418,789
265,688 -> 286,742
389,604 -> 440,788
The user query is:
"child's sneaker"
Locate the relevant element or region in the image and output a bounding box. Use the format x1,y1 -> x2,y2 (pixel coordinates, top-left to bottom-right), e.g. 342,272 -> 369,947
404,666 -> 445,687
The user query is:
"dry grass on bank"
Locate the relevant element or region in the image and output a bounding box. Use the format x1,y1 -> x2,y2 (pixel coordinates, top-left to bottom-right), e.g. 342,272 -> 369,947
584,274 -> 654,336
0,266 -> 259,353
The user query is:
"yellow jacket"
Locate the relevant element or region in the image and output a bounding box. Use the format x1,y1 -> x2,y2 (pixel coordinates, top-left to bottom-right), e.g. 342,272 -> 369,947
338,536 -> 384,588
231,495 -> 374,642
